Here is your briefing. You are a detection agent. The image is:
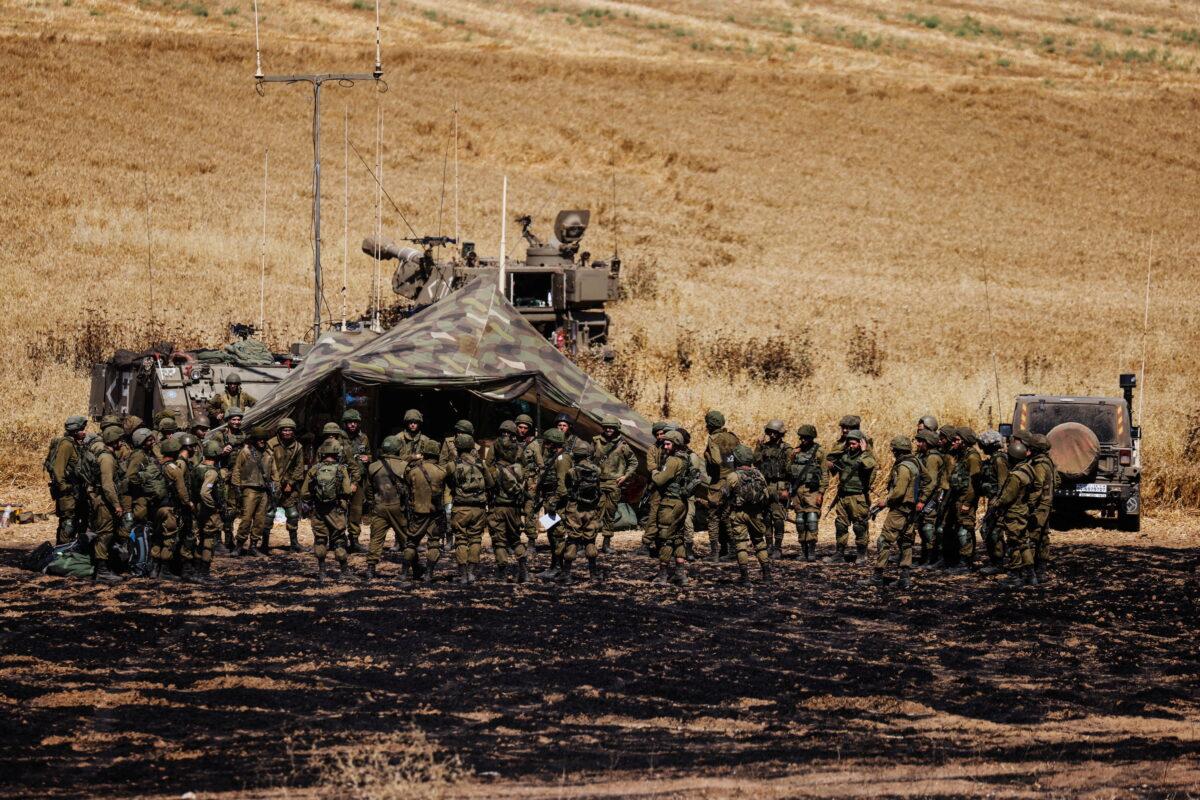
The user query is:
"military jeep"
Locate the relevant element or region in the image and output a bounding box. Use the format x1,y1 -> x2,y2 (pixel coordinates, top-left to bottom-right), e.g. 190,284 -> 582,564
1001,374 -> 1141,531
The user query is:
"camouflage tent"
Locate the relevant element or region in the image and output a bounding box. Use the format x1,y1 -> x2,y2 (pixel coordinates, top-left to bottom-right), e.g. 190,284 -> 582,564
243,278 -> 652,451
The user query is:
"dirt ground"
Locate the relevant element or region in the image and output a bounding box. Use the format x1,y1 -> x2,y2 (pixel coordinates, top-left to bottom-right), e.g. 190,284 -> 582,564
0,515 -> 1196,799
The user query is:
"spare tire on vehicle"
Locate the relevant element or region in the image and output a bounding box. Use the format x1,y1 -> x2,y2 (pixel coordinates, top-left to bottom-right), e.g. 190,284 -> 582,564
1047,422 -> 1100,481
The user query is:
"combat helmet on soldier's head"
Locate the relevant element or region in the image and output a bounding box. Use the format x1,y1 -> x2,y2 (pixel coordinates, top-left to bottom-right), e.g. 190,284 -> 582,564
99,414 -> 121,431
342,409 -> 362,424
844,430 -> 866,443
403,409 -> 423,424
600,415 -> 621,430
1007,440 -> 1030,461
678,427 -> 692,445
733,444 -> 755,466
179,433 -> 200,450
203,440 -> 222,459
225,372 -> 242,386
918,415 -> 939,432
890,435 -> 913,453
915,430 -> 939,447
101,426 -> 124,445
249,426 -> 270,440
123,415 -> 143,436
225,407 -> 245,420
543,428 -> 565,445
838,415 -> 861,429
64,415 -> 87,433
514,413 -> 533,428
704,410 -> 725,429
190,414 -> 212,431
1013,429 -> 1034,445
454,419 -> 474,435
662,430 -> 684,447
764,419 -> 786,435
380,435 -> 401,455
160,437 -> 182,455
321,422 -> 344,438
957,427 -> 978,447
1029,433 -> 1051,453
651,421 -> 669,435
131,428 -> 153,448
554,412 -> 572,426
499,420 -> 518,435
573,440 -> 594,458
420,438 -> 440,457
158,417 -> 179,434
318,440 -> 342,458
796,423 -> 817,439
454,433 -> 475,452
939,425 -> 958,442
276,417 -> 297,432
977,430 -> 1003,451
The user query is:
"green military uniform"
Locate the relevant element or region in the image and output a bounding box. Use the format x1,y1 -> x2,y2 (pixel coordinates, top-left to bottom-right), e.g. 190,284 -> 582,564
301,444 -> 356,581
119,436 -> 153,525
189,442 -> 223,578
556,441 -> 604,584
828,430 -> 876,562
485,426 -> 528,583
208,412 -> 247,551
341,412 -> 372,551
992,440 -> 1040,587
703,411 -> 740,561
46,417 -> 86,544
947,429 -> 983,569
919,438 -> 950,565
231,431 -> 277,554
207,377 -> 257,419
681,436 -> 709,558
533,429 -> 569,578
404,440 -> 447,582
155,443 -> 194,577
86,434 -> 123,576
753,421 -> 791,558
267,419 -> 306,551
649,430 -> 690,584
517,429 -> 545,551
722,445 -> 772,584
593,418 -> 636,554
788,425 -> 827,561
979,442 -> 1010,568
365,444 -> 410,577
870,437 -> 931,586
1028,434 -> 1056,579
446,434 -> 493,584
641,423 -> 671,554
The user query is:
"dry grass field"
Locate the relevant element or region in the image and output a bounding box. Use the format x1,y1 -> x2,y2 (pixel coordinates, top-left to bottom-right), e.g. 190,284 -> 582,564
3,0 -> 1200,510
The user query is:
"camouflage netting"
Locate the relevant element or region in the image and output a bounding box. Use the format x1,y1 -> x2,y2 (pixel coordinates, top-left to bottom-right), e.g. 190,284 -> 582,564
243,279 -> 653,452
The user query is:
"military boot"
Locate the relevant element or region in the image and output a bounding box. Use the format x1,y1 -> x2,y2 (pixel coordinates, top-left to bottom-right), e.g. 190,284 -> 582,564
92,562 -> 122,584
1025,566 -> 1040,587
601,536 -> 614,555
258,533 -> 271,556
899,567 -> 912,590
192,559 -> 215,585
854,544 -> 867,562
456,562 -> 470,585
337,560 -> 353,580
536,554 -> 561,581
859,568 -> 886,588
365,563 -> 376,582
675,562 -> 690,587
288,530 -> 301,552
421,559 -> 435,583
824,547 -> 845,563
557,560 -> 576,586
1034,564 -> 1050,584
587,557 -> 601,582
223,530 -> 235,553
156,560 -> 181,582
707,547 -> 721,563
316,559 -> 327,584
517,556 -> 529,584
999,567 -> 1028,590
760,561 -> 773,584
651,564 -> 670,585
685,542 -> 696,561
737,562 -> 751,585
978,558 -> 1004,576
466,563 -> 478,584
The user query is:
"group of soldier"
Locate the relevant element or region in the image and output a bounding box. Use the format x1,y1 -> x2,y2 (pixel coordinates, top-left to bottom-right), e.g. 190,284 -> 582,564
46,374 -> 1055,591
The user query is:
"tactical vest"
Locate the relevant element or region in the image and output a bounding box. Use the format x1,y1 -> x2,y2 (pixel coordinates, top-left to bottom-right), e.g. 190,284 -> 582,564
789,446 -> 823,492
834,451 -> 870,496
890,456 -> 923,505
568,460 -> 602,508
492,461 -> 526,506
452,459 -> 488,505
371,457 -> 408,506
756,443 -> 789,484
312,463 -> 346,504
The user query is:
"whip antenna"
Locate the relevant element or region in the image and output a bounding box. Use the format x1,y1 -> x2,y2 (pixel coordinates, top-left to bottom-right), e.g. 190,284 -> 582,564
1138,234 -> 1154,426
980,257 -> 1002,425
373,98 -> 383,332
453,99 -> 459,250
142,171 -> 155,325
342,110 -> 349,329
374,0 -> 382,78
497,176 -> 507,293
259,147 -> 269,333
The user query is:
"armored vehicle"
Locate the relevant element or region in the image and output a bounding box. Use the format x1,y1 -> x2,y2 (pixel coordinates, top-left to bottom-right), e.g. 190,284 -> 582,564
1002,374 -> 1142,531
363,210 -> 620,354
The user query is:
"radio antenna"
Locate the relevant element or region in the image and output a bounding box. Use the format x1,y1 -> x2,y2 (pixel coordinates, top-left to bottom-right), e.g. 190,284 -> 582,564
1138,234 -> 1154,426
259,147 -> 269,334
611,168 -> 620,258
142,171 -> 155,325
980,256 -> 1002,424
453,98 -> 460,251
497,176 -> 507,293
373,98 -> 383,332
253,0 -> 385,341
342,110 -> 349,329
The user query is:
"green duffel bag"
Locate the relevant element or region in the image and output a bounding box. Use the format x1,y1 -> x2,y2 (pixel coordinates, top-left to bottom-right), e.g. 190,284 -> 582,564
44,551 -> 95,579
612,501 -> 639,531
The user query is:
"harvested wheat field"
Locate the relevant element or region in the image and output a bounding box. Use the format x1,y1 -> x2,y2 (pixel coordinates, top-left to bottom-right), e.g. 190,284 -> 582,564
3,0 -> 1200,797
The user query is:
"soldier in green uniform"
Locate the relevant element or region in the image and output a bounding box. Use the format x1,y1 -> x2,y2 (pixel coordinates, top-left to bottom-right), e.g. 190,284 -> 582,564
85,427 -> 125,583
991,439 -> 1040,588
341,409 -> 372,553
753,420 -> 791,559
946,427 -> 983,572
703,410 -> 740,562
555,440 -> 604,585
189,414 -> 212,444
554,412 -> 582,455
155,437 -> 194,580
917,427 -> 950,567
266,418 -> 306,552
231,426 -> 277,557
396,409 -> 436,462
514,413 -> 543,555
207,372 -> 257,422
405,438 -> 447,583
534,428 -> 568,579
641,421 -> 672,555
120,428 -> 157,533
649,430 -> 692,585
722,444 -> 772,584
934,425 -> 961,565
189,440 -> 224,582
485,421 -> 529,583
976,430 -> 1010,574
678,427 -> 708,561
301,440 -> 356,583
827,429 -> 875,562
593,416 -> 636,555
788,424 -> 827,562
210,407 -> 247,553
1028,433 -> 1056,583
867,436 -> 931,589
439,419 -> 476,468
446,433 -> 493,585
365,436 -> 409,582
46,416 -> 87,544
917,415 -> 938,434
152,415 -> 179,460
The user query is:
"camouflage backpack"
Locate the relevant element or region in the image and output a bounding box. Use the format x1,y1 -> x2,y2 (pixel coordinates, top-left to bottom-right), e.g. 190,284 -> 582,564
313,463 -> 345,504
676,456 -> 705,500
569,461 -> 601,508
42,436 -> 73,483
733,467 -> 768,509
76,444 -> 103,489
133,459 -> 170,504
493,462 -> 526,504
453,460 -> 487,500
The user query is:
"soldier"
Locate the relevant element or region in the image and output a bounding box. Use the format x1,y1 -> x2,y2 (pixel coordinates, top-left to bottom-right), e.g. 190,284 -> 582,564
153,415 -> 180,459
593,416 -> 636,555
514,413 -> 543,554
231,426 -> 277,557
486,421 -> 529,584
1028,433 -> 1056,583
122,414 -> 144,439
439,419 -> 476,468
827,429 -> 875,563
677,427 -> 709,561
404,439 -> 448,583
83,426 -> 125,583
946,427 -> 983,572
555,440 -> 604,585
990,439 -> 1040,588
45,416 -> 87,545
976,430 -> 1010,574
554,412 -> 582,454
865,436 -> 929,589
189,414 -> 212,444
208,372 -> 257,422
722,444 -> 772,585
340,409 -> 372,552
641,421 -> 672,555
189,440 -> 224,582
267,418 -> 305,552
396,409 -> 436,462
446,433 -> 493,585
534,428 -> 568,579
935,425 -> 961,565
702,410 -> 740,562
788,424 -> 827,562
648,430 -> 692,585
753,420 -> 791,559
121,428 -> 157,534
917,427 -> 951,567
301,440 -> 356,583
364,436 -> 410,583
210,407 -> 247,553
154,437 -> 194,580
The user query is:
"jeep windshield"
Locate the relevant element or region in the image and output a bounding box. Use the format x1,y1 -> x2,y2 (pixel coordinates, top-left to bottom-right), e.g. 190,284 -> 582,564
1015,399 -> 1131,446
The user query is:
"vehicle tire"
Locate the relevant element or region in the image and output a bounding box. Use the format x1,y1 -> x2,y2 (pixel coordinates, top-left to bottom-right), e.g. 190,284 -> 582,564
1117,511 -> 1141,532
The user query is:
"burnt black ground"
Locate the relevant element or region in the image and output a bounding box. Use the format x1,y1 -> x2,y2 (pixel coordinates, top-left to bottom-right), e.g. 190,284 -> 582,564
0,536 -> 1196,798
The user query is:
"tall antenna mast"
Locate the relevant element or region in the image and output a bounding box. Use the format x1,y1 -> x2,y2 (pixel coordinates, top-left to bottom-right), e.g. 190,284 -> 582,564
341,110 -> 349,329
453,99 -> 459,250
259,147 -> 269,334
253,0 -> 384,341
373,98 -> 383,332
981,260 -> 1002,420
497,176 -> 507,292
1138,234 -> 1154,425
142,171 -> 155,325
611,168 -> 620,258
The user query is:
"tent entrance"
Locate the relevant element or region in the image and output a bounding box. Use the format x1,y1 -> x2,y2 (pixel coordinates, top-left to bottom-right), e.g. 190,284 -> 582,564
375,387 -> 539,442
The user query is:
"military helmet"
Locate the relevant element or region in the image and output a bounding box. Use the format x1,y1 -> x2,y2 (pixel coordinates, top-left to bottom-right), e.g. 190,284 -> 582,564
764,419 -> 786,435
1013,429 -> 1034,445
938,426 -> 957,443
499,420 -> 518,435
796,423 -> 817,439
190,414 -> 212,430
651,421 -> 669,435
318,441 -> 342,457
454,419 -> 474,435
454,433 -> 475,452
839,415 -> 861,429
662,430 -> 685,447
247,426 -> 269,439
915,430 -> 939,446
977,430 -> 1003,451
515,413 -> 534,427
321,422 -> 344,438
276,417 -> 297,432
160,437 -> 182,455
704,410 -> 725,429
225,371 -> 242,385
380,435 -> 401,455
420,438 -> 440,457
918,414 -> 939,431
179,433 -> 200,449
158,417 -> 179,434
99,413 -> 121,430
573,440 -> 594,458
64,415 -> 87,433
101,426 -> 124,445
131,427 -> 154,447
226,407 -> 245,420
1029,433 -> 1051,453
733,444 -> 755,466
122,415 -> 144,436
543,428 -> 565,445
202,440 -> 222,458
554,412 -> 572,425
342,409 -> 362,423
957,427 -> 978,446
1007,440 -> 1030,461
844,430 -> 867,443
403,408 -> 423,424
890,435 -> 913,453
600,415 -> 621,429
